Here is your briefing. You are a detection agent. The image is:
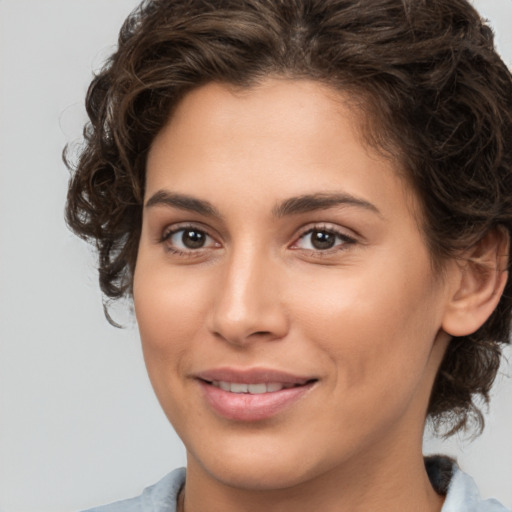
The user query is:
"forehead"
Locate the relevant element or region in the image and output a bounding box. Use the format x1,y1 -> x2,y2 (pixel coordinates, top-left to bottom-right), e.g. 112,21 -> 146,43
146,78 -> 420,223
152,79 -> 356,160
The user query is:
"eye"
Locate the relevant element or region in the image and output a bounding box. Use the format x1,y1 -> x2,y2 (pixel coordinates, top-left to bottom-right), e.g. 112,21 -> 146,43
161,225 -> 219,254
293,227 -> 356,252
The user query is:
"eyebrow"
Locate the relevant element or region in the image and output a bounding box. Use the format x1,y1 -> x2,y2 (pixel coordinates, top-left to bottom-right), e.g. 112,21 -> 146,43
272,193 -> 381,217
145,190 -> 381,219
145,190 -> 221,218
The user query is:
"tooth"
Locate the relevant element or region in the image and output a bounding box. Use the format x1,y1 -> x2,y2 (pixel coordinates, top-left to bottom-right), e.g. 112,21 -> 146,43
230,383 -> 248,393
248,383 -> 267,394
213,381 -> 289,393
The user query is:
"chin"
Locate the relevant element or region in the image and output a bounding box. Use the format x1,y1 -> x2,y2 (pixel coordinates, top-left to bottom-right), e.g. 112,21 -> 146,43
200,455 -> 319,491
184,426 -> 341,492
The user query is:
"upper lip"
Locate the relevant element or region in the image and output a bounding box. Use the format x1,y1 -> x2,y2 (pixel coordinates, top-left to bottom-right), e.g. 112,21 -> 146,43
195,367 -> 316,385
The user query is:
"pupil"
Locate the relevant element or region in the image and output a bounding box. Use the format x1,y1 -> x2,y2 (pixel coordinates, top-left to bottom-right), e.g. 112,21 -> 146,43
312,230 -> 335,250
182,230 -> 205,249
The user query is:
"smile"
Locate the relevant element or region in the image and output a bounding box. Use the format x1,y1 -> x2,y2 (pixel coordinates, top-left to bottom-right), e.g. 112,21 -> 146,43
196,369 -> 317,421
209,381 -> 301,394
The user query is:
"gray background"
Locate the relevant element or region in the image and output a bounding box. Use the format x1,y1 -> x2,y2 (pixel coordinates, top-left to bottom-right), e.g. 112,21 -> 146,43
0,1 -> 511,510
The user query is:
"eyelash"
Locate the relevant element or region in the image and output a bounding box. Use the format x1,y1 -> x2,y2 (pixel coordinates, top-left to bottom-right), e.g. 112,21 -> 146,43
159,223 -> 357,257
160,224 -> 218,257
291,224 -> 357,255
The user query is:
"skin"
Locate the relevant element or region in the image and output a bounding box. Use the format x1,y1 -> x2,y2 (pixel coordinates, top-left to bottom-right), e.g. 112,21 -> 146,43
133,78 -> 465,512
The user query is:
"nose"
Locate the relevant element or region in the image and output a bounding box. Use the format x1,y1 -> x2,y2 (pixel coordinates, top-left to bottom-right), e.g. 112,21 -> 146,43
207,245 -> 289,346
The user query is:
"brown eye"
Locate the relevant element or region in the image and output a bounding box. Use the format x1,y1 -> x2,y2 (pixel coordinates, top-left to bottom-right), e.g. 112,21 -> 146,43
181,229 -> 207,249
293,227 -> 356,252
310,230 -> 336,250
162,226 -> 218,253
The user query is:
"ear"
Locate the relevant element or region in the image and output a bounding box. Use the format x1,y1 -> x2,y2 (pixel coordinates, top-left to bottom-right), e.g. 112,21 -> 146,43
442,226 -> 510,337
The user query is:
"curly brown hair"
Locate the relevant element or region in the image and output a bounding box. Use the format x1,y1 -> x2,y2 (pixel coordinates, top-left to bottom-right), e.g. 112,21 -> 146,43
66,0 -> 512,435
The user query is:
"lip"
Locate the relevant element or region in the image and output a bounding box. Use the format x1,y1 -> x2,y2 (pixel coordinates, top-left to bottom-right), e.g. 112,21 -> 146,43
195,367 -> 317,422
196,367 -> 313,385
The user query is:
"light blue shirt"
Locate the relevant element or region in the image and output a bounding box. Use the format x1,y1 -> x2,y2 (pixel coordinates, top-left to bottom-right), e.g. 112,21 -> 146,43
83,463 -> 510,512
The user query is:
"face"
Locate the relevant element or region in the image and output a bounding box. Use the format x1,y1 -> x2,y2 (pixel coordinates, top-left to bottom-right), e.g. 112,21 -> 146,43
134,79 -> 455,491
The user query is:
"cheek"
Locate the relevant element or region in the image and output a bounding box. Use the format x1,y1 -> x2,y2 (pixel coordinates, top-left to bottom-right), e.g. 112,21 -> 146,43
132,262 -> 214,402
132,263 -> 214,428
134,263 -> 209,346
290,257 -> 442,397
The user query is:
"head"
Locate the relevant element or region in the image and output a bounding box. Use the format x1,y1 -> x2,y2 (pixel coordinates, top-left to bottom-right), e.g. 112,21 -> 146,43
66,0 -> 512,443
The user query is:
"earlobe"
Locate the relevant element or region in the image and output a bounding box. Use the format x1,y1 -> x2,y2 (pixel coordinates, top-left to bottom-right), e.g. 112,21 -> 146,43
442,227 -> 510,337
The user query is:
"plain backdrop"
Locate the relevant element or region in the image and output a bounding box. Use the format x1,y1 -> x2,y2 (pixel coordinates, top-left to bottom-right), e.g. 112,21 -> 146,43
0,1 -> 511,511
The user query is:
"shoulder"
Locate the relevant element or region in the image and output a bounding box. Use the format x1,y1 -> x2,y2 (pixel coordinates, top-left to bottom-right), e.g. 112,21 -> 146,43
81,468 -> 186,512
431,457 -> 510,512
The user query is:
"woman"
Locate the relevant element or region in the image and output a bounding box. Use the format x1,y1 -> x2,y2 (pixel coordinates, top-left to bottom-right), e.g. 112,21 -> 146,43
66,0 -> 512,510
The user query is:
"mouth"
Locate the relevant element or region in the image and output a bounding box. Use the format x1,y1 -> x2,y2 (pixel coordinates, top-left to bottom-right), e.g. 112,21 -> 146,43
206,381 -> 307,394
195,368 -> 317,421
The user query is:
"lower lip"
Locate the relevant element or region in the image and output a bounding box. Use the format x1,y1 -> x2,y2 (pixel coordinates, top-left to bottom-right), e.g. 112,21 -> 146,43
199,381 -> 315,422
